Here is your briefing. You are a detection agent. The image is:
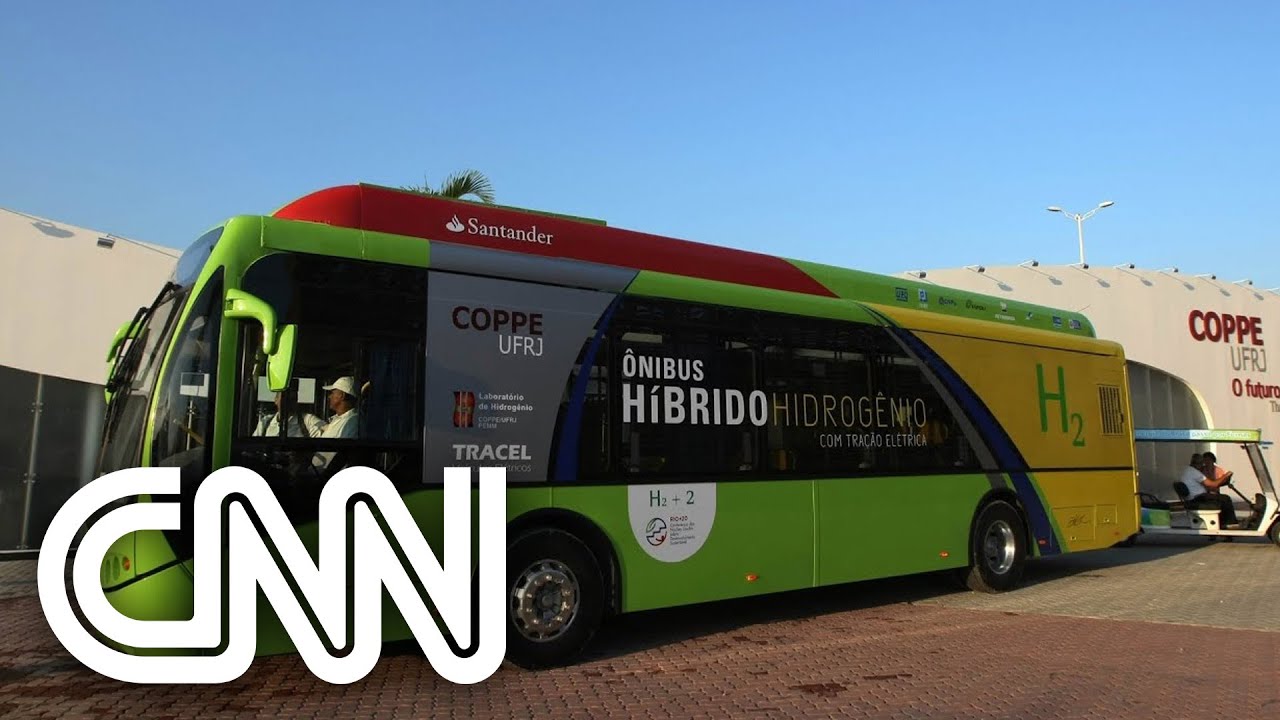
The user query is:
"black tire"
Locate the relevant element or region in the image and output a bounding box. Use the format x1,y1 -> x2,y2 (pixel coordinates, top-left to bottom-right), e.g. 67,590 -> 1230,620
964,500 -> 1028,593
1114,533 -> 1138,548
505,528 -> 604,669
1268,520 -> 1280,549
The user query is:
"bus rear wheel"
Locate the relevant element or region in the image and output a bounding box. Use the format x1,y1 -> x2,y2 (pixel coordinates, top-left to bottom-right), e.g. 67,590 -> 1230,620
1268,520 -> 1280,549
506,528 -> 604,669
964,500 -> 1027,593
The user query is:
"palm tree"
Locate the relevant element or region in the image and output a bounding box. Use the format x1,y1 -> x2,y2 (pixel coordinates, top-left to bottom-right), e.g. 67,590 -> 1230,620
400,169 -> 495,204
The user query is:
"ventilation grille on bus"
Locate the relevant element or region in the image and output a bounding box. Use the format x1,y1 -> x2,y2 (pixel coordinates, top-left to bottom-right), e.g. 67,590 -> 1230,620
1098,385 -> 1125,435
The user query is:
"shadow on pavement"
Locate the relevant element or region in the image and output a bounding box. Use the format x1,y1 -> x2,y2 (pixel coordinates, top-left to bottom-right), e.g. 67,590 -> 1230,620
1013,536 -> 1209,588
575,537 -> 1217,664
582,572 -> 956,663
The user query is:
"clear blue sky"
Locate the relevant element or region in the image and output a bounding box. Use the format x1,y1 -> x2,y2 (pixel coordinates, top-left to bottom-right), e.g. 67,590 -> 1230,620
4,2 -> 1278,287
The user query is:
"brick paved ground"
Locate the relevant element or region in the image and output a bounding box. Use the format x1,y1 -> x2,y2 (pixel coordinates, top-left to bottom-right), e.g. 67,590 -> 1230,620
922,536 -> 1280,631
0,557 -> 47,601
2,538 -> 1278,719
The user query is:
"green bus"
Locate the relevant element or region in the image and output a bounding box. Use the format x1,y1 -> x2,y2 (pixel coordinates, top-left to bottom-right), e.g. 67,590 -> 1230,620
98,183 -> 1139,667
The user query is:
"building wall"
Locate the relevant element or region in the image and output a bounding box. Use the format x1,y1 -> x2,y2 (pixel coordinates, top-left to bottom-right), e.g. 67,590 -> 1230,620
919,264 -> 1280,499
0,207 -> 179,386
0,207 -> 179,552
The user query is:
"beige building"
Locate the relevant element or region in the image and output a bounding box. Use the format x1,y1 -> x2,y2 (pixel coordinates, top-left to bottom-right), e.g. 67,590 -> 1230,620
1,207 -> 180,385
1,207 -> 178,552
918,262 -> 1280,500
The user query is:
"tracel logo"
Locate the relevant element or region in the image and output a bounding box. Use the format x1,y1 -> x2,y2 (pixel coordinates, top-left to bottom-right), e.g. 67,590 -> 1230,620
38,466 -> 506,685
446,215 -> 466,232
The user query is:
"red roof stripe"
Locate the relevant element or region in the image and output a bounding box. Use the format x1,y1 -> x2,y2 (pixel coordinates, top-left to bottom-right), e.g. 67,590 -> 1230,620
272,184 -> 836,298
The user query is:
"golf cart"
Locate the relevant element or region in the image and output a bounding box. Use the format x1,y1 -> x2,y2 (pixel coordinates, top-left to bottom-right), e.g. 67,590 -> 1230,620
1134,428 -> 1280,546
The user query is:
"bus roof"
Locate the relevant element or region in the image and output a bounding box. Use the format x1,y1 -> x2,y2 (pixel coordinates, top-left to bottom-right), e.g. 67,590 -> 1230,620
1133,428 -> 1264,443
271,183 -> 1097,338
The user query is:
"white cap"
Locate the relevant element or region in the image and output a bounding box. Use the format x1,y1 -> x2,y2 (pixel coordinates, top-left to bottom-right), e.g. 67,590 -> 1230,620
322,376 -> 357,397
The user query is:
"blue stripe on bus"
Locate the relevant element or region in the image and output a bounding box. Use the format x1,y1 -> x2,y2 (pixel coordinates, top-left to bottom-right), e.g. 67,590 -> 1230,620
885,326 -> 1061,556
554,297 -> 620,482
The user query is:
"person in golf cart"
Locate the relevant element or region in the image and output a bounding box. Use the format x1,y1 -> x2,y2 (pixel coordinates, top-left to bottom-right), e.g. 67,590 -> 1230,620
1181,452 -> 1238,527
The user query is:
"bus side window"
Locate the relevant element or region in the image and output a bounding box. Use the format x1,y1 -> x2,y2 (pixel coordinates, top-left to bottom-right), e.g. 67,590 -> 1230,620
610,298 -> 760,478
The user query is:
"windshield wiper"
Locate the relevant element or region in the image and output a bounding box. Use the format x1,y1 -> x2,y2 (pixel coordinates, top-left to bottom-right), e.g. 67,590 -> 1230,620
105,305 -> 149,394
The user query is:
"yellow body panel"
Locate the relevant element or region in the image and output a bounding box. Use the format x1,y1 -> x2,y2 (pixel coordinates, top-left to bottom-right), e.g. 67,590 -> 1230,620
919,331 -> 1132,470
1035,470 -> 1138,550
871,303 -> 1141,551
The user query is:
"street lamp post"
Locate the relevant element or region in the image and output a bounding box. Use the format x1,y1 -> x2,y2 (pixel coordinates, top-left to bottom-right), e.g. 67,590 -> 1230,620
1046,200 -> 1114,266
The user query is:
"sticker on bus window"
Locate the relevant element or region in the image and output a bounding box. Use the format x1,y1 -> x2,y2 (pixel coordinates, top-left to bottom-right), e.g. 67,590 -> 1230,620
179,372 -> 209,398
255,376 -> 316,404
627,484 -> 716,562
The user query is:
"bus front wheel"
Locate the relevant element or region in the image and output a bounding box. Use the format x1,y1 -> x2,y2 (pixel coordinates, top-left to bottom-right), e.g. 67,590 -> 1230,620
506,528 -> 604,669
964,501 -> 1027,593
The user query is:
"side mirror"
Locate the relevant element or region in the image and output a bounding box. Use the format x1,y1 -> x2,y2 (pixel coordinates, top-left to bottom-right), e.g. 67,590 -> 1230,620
106,318 -> 138,362
268,324 -> 297,393
224,290 -> 278,353
224,289 -> 298,392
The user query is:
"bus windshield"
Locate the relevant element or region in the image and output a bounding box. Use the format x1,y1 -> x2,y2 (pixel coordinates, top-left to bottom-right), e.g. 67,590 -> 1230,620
98,281 -> 186,475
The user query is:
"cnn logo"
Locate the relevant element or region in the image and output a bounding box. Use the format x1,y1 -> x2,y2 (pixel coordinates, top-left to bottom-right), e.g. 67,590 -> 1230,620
37,466 -> 506,685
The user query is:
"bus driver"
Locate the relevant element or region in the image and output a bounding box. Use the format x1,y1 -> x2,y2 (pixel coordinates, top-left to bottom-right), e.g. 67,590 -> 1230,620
319,376 -> 360,439
311,376 -> 361,470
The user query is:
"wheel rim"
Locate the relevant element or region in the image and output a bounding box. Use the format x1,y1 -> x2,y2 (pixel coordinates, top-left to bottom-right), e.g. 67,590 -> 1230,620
510,559 -> 579,642
983,520 -> 1017,575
